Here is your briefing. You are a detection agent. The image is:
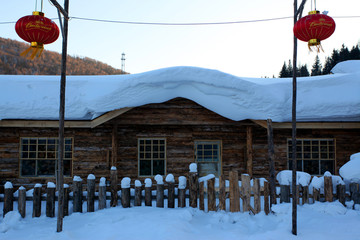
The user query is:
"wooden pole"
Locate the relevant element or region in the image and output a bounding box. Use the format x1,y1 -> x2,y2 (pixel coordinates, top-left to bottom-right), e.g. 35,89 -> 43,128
189,171 -> 198,208
56,0 -> 69,233
18,186 -> 26,218
87,174 -> 96,212
264,181 -> 270,215
266,119 -> 277,206
46,183 -> 56,218
229,170 -> 240,212
134,181 -> 142,207
324,176 -> 333,202
218,175 -> 226,211
253,178 -> 261,214
98,177 -> 107,210
199,181 -> 205,211
63,184 -> 69,216
208,178 -> 216,212
33,184 -> 42,218
241,174 -> 251,212
73,178 -> 83,213
3,182 -> 13,217
110,167 -> 118,207
246,126 -> 253,178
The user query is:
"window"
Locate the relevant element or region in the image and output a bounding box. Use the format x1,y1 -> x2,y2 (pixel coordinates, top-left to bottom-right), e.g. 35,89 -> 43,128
195,140 -> 221,177
138,138 -> 166,176
20,137 -> 73,177
288,139 -> 335,175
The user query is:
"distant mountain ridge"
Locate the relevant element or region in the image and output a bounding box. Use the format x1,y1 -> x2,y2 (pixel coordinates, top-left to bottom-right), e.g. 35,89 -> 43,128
0,37 -> 125,75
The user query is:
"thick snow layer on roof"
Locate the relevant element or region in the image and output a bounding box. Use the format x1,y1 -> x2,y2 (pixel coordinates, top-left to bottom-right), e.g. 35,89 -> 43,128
0,60 -> 359,122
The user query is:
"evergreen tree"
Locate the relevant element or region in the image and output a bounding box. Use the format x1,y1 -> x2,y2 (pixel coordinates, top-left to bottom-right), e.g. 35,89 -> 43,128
287,60 -> 293,77
279,61 -> 289,78
299,64 -> 309,77
339,44 -> 350,62
349,45 -> 360,59
322,57 -> 334,75
311,55 -> 322,76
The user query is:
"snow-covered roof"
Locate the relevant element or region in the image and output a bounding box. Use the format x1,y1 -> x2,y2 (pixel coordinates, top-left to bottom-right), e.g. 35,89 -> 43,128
0,60 -> 359,122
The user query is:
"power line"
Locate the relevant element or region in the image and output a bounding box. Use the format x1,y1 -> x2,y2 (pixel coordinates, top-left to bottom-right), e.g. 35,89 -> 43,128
1,15 -> 360,25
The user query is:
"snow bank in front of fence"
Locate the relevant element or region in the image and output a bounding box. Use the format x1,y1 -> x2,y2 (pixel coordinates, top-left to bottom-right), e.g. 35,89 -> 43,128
276,170 -> 311,186
340,152 -> 360,183
309,172 -> 344,194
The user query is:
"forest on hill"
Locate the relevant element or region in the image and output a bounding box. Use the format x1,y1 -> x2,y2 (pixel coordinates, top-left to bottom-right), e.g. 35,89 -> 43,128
278,43 -> 360,78
0,37 -> 125,75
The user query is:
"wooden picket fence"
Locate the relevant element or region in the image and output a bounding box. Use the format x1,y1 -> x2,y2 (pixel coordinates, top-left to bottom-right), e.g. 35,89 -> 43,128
2,169 -> 360,219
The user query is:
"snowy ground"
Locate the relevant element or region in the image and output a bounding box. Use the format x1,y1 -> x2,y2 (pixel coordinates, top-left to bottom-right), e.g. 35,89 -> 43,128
1,200 -> 359,240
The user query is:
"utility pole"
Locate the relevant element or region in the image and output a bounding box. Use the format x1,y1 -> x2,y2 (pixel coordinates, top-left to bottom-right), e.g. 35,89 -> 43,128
121,52 -> 126,73
292,0 -> 307,236
49,0 -> 69,233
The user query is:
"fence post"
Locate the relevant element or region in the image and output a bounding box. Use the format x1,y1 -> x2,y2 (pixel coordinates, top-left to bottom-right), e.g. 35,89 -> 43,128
87,174 -> 96,212
229,170 -> 240,212
3,182 -> 13,217
264,181 -> 270,215
99,177 -> 107,210
208,177 -> 216,212
166,174 -> 175,208
64,184 -> 69,216
46,182 -> 56,218
336,184 -> 346,206
178,176 -> 186,208
145,178 -> 152,207
134,180 -> 142,207
18,186 -> 26,218
189,163 -> 198,208
218,175 -> 226,211
313,187 -> 320,202
324,176 -> 333,202
253,178 -> 261,214
73,176 -> 83,213
33,183 -> 42,218
241,174 -> 251,212
155,175 -> 164,208
110,166 -> 118,207
280,185 -> 290,203
199,181 -> 205,211
350,183 -> 360,206
302,185 -> 309,205
121,177 -> 131,208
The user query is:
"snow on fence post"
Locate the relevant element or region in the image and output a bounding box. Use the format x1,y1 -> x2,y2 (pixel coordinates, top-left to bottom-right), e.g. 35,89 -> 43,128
189,163 -> 198,208
208,177 -> 216,212
336,184 -> 346,206
324,175 -> 333,202
178,176 -> 186,208
199,181 -> 205,211
3,182 -> 13,217
263,181 -> 270,215
87,174 -> 96,212
110,166 -> 118,207
121,177 -> 131,208
18,186 -> 26,218
33,183 -> 42,218
155,175 -> 164,208
253,178 -> 261,214
166,174 -> 175,208
229,170 -> 240,212
63,184 -> 69,216
99,177 -> 107,210
218,175 -> 226,211
241,174 -> 251,212
134,180 -> 142,207
73,176 -> 83,213
144,178 -> 152,207
46,182 -> 56,218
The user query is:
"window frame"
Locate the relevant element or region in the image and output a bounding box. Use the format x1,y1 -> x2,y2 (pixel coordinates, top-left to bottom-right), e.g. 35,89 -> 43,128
137,138 -> 167,177
194,140 -> 222,177
19,137 -> 73,178
287,138 -> 336,175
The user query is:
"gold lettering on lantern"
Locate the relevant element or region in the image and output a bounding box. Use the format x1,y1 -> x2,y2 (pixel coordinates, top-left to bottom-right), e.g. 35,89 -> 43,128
309,18 -> 333,29
25,21 -> 52,32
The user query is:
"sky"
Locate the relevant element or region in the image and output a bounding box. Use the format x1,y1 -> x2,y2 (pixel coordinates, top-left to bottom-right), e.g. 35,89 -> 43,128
1,0 -> 359,77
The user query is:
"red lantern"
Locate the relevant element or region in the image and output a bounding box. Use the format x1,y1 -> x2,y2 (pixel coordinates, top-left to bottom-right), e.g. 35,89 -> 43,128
293,11 -> 336,52
15,11 -> 60,59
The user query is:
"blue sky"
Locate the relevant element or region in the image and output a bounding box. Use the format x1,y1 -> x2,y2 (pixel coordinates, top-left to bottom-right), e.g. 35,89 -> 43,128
1,0 -> 359,77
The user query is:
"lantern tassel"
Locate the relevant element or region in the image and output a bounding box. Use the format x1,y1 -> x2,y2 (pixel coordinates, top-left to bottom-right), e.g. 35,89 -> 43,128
20,42 -> 44,60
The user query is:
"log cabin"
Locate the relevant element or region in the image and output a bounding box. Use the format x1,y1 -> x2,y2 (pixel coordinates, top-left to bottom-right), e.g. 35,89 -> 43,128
0,61 -> 359,188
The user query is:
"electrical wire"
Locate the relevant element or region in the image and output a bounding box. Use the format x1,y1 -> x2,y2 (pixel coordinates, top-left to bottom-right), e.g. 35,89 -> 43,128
1,15 -> 360,25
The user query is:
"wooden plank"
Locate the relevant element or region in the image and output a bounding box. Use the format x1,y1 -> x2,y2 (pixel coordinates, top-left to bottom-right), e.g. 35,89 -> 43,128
324,176 -> 333,202
112,124 -> 118,166
87,176 -> 96,212
313,188 -> 320,202
253,178 -> 261,214
208,178 -> 216,212
90,107 -> 133,128
110,168 -> 118,207
336,184 -> 345,206
32,185 -> 42,217
280,185 -> 290,203
18,187 -> 26,218
302,185 -> 309,205
263,181 -> 270,215
134,186 -> 142,207
167,182 -> 175,208
218,175 -> 226,211
98,184 -> 106,210
63,185 -> 69,216
189,172 -> 198,208
156,184 -> 164,208
178,188 -> 186,208
199,181 -> 205,211
241,174 -> 251,212
46,185 -> 56,217
3,185 -> 13,217
272,122 -> 360,129
145,187 -> 152,207
121,187 -> 130,208
73,180 -> 83,213
229,170 -> 240,212
246,126 -> 253,178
